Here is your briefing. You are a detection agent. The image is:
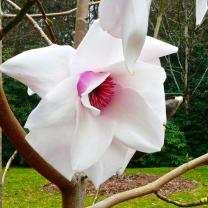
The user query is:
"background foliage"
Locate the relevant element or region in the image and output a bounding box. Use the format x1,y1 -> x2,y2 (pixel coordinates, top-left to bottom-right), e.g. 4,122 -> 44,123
2,0 -> 208,167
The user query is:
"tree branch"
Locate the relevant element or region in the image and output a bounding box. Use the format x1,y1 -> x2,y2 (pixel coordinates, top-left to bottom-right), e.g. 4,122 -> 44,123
89,153 -> 208,208
192,66 -> 208,96
92,186 -> 100,205
0,0 -> 35,40
3,9 -> 77,19
155,191 -> 208,207
5,0 -> 52,45
2,1 -> 101,19
34,0 -> 57,43
154,0 -> 165,38
2,150 -> 17,186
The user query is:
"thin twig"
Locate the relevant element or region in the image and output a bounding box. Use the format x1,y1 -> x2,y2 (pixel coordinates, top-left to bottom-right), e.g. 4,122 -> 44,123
156,191 -> 208,207
2,1 -> 101,19
192,66 -> 208,96
34,0 -> 57,43
5,0 -> 52,45
154,0 -> 165,38
2,150 -> 17,186
165,56 -> 181,90
92,186 -> 100,205
88,153 -> 208,208
3,9 -> 77,19
0,0 -> 35,40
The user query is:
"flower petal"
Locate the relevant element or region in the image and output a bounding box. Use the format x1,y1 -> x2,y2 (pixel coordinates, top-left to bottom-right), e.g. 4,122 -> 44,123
26,128 -> 74,181
99,0 -> 126,37
105,88 -> 165,153
0,45 -> 75,97
71,20 -> 123,73
70,103 -> 115,171
103,61 -> 166,123
196,0 -> 208,25
140,36 -> 178,62
122,0 -> 151,72
117,148 -> 136,175
85,139 -> 134,188
25,77 -> 78,130
25,78 -> 79,180
78,71 -> 110,116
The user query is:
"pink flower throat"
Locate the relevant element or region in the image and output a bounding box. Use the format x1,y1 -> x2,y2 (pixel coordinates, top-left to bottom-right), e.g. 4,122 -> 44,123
77,71 -> 116,110
89,76 -> 115,110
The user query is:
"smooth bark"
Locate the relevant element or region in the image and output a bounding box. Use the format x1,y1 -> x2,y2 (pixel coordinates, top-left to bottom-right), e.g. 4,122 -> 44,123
74,0 -> 89,48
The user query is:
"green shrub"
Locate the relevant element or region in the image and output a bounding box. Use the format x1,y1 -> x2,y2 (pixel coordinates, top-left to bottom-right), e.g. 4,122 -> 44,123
129,121 -> 189,167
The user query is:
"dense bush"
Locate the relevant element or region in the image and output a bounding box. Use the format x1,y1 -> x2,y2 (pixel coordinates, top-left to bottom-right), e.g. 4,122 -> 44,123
129,121 -> 189,167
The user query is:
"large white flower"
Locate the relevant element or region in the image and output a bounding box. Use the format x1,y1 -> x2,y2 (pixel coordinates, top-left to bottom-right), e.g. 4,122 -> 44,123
0,20 -> 177,187
99,0 -> 152,72
196,0 -> 208,25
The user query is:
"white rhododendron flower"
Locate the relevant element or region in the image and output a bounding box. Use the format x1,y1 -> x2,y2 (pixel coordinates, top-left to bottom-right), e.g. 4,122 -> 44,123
196,0 -> 208,25
99,0 -> 152,72
0,20 -> 177,187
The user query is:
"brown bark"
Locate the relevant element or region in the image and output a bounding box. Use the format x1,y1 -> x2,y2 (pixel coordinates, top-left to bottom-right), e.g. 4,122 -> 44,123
74,0 -> 89,48
61,176 -> 86,208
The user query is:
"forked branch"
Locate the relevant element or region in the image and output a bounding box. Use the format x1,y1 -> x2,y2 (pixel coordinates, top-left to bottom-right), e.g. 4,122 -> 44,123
89,153 -> 208,208
0,0 -> 35,40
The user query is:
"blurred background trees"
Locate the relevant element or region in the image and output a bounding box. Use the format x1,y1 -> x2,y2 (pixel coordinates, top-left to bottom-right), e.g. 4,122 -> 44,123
2,0 -> 208,167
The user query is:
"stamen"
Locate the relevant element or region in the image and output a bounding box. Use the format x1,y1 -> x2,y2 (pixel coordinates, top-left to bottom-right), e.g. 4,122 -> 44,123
89,76 -> 115,110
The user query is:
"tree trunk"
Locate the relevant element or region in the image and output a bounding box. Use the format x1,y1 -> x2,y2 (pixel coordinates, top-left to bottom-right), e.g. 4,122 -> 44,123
61,177 -> 86,208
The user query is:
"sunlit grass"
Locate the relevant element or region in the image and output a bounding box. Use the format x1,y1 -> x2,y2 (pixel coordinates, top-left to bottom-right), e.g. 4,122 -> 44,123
3,166 -> 208,207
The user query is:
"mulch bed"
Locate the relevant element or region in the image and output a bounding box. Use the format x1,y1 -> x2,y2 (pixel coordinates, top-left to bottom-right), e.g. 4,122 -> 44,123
41,173 -> 198,197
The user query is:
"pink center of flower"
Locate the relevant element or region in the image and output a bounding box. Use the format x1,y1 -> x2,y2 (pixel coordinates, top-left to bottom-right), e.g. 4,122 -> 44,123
77,71 -> 116,110
89,76 -> 115,110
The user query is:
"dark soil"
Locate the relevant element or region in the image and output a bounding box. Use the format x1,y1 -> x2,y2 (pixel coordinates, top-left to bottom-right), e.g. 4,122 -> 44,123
41,173 -> 198,197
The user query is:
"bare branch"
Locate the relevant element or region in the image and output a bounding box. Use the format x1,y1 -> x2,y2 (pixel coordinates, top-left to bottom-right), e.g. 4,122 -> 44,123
92,186 -> 100,205
3,1 -> 100,19
89,153 -> 208,208
5,0 -> 53,45
192,66 -> 208,96
3,9 -> 77,19
156,191 -> 208,207
165,56 -> 181,91
2,150 -> 17,186
154,0 -> 165,38
34,0 -> 57,43
0,0 -> 35,40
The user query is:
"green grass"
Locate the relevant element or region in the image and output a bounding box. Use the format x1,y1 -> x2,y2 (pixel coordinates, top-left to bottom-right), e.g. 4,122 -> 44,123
3,166 -> 208,208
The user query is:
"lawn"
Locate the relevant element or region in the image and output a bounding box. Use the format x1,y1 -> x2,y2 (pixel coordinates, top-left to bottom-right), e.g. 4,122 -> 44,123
3,166 -> 208,208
